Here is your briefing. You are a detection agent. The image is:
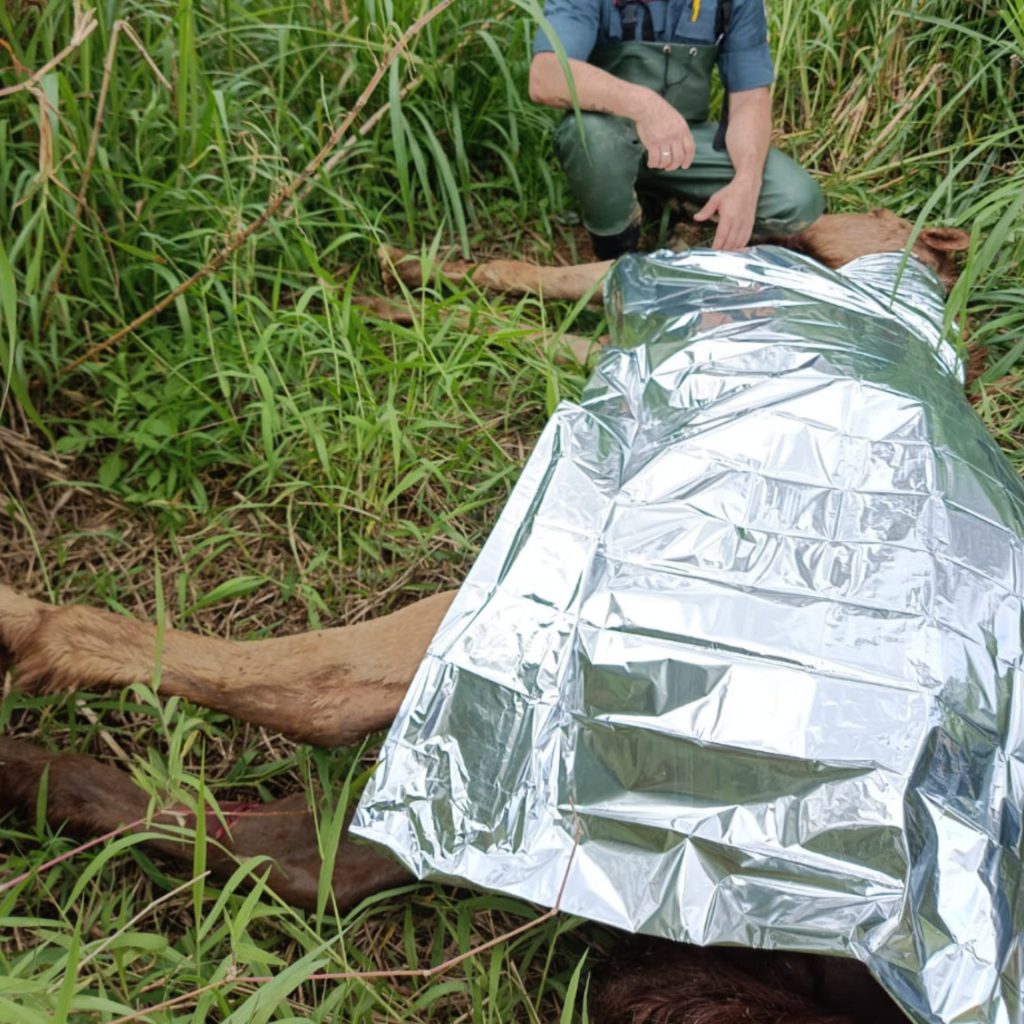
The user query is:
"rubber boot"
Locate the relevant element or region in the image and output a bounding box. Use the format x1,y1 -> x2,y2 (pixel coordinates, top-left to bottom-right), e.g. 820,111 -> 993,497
589,220 -> 642,260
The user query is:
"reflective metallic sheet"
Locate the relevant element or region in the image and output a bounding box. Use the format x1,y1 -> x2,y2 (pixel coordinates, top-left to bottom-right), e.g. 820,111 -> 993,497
352,247 -> 1024,1024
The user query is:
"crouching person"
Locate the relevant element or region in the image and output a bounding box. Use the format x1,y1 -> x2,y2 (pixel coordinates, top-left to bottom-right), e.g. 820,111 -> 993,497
528,0 -> 824,257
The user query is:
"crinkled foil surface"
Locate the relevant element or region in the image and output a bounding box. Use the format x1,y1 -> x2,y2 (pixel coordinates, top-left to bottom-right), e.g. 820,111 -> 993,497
353,248 -> 1024,1024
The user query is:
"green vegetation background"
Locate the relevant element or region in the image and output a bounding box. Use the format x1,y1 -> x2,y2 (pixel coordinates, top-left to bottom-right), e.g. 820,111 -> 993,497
1,0 -> 1022,1020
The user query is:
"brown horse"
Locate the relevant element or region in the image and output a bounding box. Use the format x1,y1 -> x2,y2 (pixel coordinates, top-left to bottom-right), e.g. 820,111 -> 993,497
0,210 -> 970,1023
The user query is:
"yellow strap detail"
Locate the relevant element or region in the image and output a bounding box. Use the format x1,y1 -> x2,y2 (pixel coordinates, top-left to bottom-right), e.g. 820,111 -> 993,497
692,0 -> 700,20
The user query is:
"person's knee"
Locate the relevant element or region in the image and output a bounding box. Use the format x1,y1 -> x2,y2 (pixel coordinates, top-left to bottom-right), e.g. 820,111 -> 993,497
554,112 -> 642,236
755,161 -> 825,235
779,174 -> 826,233
554,112 -> 638,171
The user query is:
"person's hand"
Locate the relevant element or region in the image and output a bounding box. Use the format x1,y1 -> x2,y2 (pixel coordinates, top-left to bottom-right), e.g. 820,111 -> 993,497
693,178 -> 760,250
635,96 -> 695,171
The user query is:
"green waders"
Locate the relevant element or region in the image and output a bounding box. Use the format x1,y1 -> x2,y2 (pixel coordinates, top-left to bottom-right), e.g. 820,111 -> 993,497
553,40 -> 824,240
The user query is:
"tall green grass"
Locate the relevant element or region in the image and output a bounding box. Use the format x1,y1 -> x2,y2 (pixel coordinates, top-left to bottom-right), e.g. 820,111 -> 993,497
1,1 -> 1022,1020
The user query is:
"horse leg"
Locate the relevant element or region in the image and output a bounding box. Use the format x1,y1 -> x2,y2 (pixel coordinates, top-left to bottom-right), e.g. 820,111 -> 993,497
0,736 -> 410,910
0,585 -> 454,747
378,245 -> 611,304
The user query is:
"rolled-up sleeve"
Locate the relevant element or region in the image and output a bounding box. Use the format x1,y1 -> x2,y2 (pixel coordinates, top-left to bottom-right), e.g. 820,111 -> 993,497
718,0 -> 774,92
531,0 -> 601,60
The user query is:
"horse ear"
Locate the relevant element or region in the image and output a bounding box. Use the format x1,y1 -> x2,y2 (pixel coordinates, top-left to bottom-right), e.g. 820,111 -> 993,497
919,226 -> 970,252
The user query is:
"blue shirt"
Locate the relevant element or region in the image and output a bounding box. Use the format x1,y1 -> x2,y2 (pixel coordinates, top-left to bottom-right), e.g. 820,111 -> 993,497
532,0 -> 774,93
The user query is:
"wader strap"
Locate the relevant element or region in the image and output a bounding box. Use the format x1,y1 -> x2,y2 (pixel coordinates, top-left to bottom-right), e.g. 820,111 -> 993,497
714,0 -> 732,41
614,0 -> 654,42
713,0 -> 733,151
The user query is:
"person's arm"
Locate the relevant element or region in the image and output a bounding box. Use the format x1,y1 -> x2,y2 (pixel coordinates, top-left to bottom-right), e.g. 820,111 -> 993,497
693,86 -> 771,249
528,52 -> 695,171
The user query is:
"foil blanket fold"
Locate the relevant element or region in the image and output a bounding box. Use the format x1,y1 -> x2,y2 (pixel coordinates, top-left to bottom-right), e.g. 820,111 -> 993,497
352,248 -> 1024,1024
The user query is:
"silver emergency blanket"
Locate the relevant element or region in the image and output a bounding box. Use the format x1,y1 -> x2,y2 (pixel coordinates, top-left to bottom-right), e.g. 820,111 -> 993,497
353,247 -> 1024,1024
